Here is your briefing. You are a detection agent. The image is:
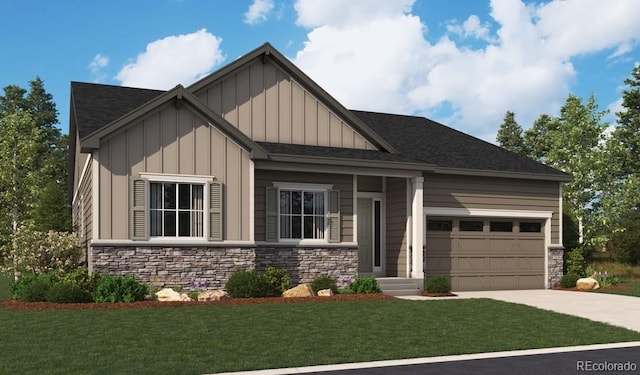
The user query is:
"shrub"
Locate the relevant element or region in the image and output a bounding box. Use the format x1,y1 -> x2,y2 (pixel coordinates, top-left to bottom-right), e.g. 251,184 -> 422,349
425,275 -> 451,293
61,267 -> 102,297
11,271 -> 58,300
349,276 -> 381,294
225,269 -> 271,298
6,225 -> 84,277
594,271 -> 621,287
610,215 -> 640,264
566,248 -> 585,277
46,282 -> 92,303
264,266 -> 291,296
310,275 -> 339,294
94,274 -> 148,303
559,273 -> 581,288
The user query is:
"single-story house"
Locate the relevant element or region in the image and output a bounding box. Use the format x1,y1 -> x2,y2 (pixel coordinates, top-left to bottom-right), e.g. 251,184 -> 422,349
68,42 -> 571,293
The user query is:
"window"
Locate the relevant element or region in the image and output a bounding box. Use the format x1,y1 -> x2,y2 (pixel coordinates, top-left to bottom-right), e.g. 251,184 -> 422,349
520,222 -> 542,233
460,220 -> 483,232
279,189 -> 325,239
149,182 -> 204,237
490,221 -> 513,232
427,220 -> 453,232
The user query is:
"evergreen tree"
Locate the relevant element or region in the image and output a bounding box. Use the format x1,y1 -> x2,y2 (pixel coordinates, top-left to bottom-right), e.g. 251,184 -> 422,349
496,111 -> 526,155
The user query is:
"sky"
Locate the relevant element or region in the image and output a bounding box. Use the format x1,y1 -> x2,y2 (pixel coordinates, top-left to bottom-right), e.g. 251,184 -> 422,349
1,0 -> 639,142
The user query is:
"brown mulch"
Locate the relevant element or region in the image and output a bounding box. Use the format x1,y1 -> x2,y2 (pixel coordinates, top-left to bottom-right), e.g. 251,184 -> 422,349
0,293 -> 396,311
421,292 -> 458,297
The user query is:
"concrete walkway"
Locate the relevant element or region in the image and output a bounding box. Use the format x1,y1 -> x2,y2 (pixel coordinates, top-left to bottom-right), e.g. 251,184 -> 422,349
400,289 -> 640,332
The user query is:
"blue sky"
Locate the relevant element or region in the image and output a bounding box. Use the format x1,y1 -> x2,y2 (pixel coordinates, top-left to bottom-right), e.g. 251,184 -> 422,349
1,0 -> 639,142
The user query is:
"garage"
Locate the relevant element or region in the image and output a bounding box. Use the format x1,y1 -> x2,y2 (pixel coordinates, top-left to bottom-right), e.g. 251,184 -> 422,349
425,218 -> 545,291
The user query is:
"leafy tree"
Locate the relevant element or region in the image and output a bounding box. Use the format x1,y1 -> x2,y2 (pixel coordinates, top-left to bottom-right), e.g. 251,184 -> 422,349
0,78 -> 70,265
523,114 -> 556,162
614,64 -> 640,176
496,111 -> 526,155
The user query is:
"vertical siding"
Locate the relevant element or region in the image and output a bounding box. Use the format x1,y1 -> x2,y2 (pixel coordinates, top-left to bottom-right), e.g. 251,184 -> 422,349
98,102 -> 251,241
386,177 -> 407,277
423,174 -> 561,243
193,59 -> 377,150
254,170 -> 353,242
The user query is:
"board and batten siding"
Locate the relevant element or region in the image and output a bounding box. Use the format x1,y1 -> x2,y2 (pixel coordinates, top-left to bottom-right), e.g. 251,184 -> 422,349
254,170 -> 353,242
385,177 -> 408,277
357,175 -> 383,192
194,59 -> 377,150
423,174 -> 561,243
96,102 -> 251,241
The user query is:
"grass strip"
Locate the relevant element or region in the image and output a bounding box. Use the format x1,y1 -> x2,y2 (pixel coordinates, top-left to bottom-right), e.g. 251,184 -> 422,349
1,298 -> 639,374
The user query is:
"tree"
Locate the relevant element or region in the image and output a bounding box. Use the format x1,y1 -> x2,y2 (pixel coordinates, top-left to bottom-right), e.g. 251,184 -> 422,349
496,111 -> 526,155
520,94 -> 609,245
614,64 -> 640,176
0,78 -> 70,265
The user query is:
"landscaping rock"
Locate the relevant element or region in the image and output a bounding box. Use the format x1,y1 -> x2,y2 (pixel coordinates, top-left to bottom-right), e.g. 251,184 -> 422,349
283,284 -> 315,298
576,277 -> 600,291
198,290 -> 231,302
156,288 -> 192,302
317,288 -> 334,297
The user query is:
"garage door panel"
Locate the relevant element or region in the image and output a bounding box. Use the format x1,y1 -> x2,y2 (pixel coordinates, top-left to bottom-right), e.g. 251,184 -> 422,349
426,216 -> 545,291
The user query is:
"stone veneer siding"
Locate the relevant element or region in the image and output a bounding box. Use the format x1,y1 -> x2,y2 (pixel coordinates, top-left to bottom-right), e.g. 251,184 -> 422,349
547,247 -> 564,288
90,246 -> 358,291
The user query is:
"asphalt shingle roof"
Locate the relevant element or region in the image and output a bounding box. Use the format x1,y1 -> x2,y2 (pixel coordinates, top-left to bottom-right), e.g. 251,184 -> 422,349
70,82 -> 568,178
71,82 -> 164,139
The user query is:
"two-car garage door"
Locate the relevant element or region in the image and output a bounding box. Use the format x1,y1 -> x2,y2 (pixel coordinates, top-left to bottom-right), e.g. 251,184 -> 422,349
425,218 -> 545,291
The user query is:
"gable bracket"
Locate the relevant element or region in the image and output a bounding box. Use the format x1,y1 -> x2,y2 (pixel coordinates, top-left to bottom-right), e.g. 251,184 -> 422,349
261,50 -> 271,65
175,91 -> 184,109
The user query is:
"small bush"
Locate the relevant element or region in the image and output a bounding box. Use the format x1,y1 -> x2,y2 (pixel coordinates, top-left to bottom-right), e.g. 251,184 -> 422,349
559,273 -> 581,288
11,272 -> 58,300
566,249 -> 585,277
349,276 -> 381,294
61,267 -> 102,297
310,275 -> 339,294
46,282 -> 92,303
225,269 -> 271,298
425,276 -> 451,293
94,274 -> 148,303
264,266 -> 291,296
594,271 -> 621,287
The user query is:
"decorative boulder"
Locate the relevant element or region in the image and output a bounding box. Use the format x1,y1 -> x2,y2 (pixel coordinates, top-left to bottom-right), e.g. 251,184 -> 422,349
198,290 -> 231,302
156,288 -> 192,302
283,284 -> 315,298
576,277 -> 600,291
317,288 -> 334,297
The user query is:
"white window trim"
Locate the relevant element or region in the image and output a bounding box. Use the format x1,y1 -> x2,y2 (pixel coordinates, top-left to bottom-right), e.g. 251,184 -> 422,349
273,182 -> 333,244
140,173 -> 215,240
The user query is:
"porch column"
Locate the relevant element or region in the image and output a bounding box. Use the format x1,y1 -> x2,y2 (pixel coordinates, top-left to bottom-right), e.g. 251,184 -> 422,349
411,176 -> 424,279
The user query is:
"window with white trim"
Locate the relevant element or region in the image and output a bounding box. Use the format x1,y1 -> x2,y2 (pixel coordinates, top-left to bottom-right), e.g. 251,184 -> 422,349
279,189 -> 326,240
149,182 -> 204,237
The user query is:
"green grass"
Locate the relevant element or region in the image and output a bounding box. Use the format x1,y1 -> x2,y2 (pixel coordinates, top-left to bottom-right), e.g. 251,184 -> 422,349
1,299 -> 639,374
0,271 -> 11,301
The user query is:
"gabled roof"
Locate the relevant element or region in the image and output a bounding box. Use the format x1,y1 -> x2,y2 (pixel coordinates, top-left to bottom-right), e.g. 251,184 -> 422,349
71,82 -> 164,139
75,84 -> 268,158
187,42 -> 397,154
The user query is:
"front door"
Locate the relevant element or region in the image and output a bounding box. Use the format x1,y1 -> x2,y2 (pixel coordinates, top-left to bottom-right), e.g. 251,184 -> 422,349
357,197 -> 383,276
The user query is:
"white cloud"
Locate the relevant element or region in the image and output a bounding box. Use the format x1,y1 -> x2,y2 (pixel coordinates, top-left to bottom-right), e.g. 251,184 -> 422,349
244,0 -> 275,25
115,29 -> 225,90
291,0 -> 640,141
88,54 -> 109,73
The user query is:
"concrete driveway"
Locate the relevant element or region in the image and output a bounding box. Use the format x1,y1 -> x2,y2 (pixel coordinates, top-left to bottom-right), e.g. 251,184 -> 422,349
402,289 -> 640,332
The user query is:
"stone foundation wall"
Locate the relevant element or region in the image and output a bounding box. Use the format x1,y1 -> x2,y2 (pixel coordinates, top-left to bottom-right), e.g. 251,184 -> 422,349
90,245 -> 358,290
255,247 -> 358,284
547,248 -> 564,288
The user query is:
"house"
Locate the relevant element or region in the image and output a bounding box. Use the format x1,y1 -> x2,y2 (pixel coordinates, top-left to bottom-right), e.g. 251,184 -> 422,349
68,43 -> 571,292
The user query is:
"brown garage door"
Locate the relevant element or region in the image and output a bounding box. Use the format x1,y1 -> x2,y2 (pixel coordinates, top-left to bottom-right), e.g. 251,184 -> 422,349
425,218 -> 545,291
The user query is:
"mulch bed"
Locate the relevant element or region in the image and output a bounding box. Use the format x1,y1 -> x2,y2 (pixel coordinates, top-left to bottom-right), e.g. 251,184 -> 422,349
421,292 -> 458,297
0,293 -> 396,311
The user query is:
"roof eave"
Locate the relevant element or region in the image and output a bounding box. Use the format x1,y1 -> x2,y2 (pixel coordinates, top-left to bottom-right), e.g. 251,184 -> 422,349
433,166 -> 573,182
267,153 -> 437,172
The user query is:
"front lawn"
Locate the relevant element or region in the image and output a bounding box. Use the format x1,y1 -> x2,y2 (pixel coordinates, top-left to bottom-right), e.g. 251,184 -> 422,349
1,298 -> 639,374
